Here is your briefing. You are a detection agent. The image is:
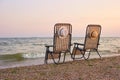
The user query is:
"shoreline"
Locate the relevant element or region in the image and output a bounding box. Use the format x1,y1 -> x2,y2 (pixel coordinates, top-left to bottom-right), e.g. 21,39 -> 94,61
0,53 -> 120,69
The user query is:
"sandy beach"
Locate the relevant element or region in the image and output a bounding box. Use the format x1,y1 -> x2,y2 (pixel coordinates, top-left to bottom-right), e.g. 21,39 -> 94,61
1,0 -> 120,80
0,55 -> 120,80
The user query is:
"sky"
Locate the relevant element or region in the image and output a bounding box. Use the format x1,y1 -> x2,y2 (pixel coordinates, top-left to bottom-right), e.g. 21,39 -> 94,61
0,0 -> 120,37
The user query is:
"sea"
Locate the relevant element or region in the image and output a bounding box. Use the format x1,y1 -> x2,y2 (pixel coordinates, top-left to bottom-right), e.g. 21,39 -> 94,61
0,37 -> 120,69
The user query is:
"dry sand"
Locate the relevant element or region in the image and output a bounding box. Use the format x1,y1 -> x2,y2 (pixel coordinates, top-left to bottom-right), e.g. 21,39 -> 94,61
0,56 -> 120,80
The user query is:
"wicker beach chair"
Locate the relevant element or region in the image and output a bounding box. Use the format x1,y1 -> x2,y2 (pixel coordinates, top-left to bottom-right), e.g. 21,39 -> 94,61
72,24 -> 102,60
45,23 -> 72,64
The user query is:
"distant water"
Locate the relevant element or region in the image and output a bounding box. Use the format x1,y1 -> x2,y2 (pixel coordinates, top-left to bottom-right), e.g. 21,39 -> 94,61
0,37 -> 120,68
0,37 -> 120,57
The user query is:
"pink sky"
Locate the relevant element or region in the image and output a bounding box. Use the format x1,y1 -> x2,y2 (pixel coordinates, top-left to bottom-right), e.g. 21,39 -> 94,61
0,0 -> 120,37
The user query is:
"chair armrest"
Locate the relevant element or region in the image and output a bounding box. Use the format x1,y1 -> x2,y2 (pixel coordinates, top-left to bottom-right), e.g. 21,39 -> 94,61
45,44 -> 53,48
45,45 -> 53,53
74,43 -> 84,46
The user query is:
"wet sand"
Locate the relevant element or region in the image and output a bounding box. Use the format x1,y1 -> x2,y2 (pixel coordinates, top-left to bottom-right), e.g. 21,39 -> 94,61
0,55 -> 120,80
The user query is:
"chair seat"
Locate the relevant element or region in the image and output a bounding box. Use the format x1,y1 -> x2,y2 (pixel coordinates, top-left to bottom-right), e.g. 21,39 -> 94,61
48,53 -> 60,59
72,47 -> 84,55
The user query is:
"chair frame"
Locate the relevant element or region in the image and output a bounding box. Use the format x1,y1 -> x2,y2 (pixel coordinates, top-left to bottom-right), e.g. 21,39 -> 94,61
44,23 -> 72,64
72,24 -> 102,60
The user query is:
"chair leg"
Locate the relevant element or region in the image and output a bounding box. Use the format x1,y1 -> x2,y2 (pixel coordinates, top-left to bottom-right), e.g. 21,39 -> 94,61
63,52 -> 66,63
72,47 -> 77,60
72,54 -> 76,60
96,50 -> 102,59
58,53 -> 61,63
86,51 -> 91,59
44,58 -> 48,64
44,52 -> 48,64
82,52 -> 87,60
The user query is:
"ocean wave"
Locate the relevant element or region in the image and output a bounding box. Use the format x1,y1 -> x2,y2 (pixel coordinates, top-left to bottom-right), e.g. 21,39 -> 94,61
22,52 -> 45,58
32,43 -> 45,46
0,42 -> 9,46
0,53 -> 24,61
0,52 -> 45,61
